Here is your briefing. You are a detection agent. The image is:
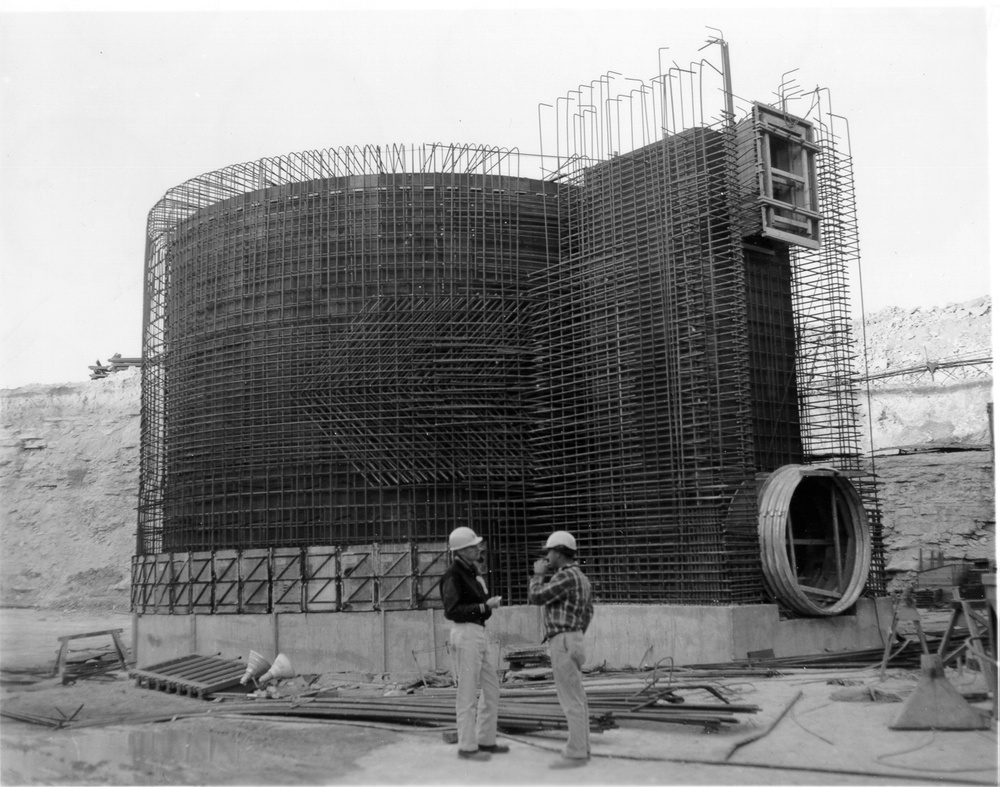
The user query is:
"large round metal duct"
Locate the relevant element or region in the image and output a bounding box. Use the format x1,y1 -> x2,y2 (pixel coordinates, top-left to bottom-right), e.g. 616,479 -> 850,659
758,464 -> 871,616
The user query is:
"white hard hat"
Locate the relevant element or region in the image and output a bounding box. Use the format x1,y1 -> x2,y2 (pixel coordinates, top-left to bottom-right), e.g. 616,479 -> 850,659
449,526 -> 483,551
544,531 -> 577,552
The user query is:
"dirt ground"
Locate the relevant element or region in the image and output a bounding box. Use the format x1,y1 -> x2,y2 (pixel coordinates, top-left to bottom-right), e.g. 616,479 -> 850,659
1,608 -> 997,786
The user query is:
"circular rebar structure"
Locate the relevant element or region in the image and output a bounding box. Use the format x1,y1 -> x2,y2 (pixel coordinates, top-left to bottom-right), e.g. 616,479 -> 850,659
139,146 -> 560,592
135,89 -> 885,614
758,464 -> 872,615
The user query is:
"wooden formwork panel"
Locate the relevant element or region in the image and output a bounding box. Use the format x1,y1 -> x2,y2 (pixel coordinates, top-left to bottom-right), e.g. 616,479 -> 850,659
213,550 -> 240,613
415,543 -> 449,608
272,548 -> 303,612
131,555 -> 157,613
377,544 -> 412,610
133,542 -> 452,615
240,549 -> 270,613
190,551 -> 214,614
170,552 -> 192,613
152,554 -> 173,611
340,546 -> 375,610
304,546 -> 339,612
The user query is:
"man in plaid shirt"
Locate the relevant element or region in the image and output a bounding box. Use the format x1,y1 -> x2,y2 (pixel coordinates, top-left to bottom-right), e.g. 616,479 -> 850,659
528,530 -> 594,768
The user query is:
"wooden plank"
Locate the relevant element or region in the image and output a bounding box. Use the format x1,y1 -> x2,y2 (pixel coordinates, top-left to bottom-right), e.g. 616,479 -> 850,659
57,628 -> 124,643
132,654 -> 246,698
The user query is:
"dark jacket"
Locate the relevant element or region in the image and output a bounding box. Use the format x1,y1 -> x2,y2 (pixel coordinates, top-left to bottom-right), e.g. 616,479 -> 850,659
440,556 -> 492,625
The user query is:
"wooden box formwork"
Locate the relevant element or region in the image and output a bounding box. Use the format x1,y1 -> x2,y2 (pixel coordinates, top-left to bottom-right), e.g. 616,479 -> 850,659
131,542 -> 450,615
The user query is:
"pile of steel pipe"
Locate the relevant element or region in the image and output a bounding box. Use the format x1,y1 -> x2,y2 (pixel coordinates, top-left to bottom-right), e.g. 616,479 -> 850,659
210,691 -> 617,733
686,639 -> 928,671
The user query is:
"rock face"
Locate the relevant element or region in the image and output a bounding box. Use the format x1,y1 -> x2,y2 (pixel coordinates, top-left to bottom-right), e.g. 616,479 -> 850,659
876,450 -> 995,574
851,295 -> 994,593
0,298 -> 993,609
0,367 -> 140,610
854,295 -> 992,452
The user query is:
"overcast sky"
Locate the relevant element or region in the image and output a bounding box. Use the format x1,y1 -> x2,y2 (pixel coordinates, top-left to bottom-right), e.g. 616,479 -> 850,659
0,4 -> 994,388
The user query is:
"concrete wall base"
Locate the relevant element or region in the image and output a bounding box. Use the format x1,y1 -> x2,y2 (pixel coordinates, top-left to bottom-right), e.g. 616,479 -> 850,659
133,598 -> 893,675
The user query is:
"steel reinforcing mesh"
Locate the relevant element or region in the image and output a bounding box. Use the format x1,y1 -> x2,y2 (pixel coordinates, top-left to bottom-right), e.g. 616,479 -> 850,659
139,128 -> 882,606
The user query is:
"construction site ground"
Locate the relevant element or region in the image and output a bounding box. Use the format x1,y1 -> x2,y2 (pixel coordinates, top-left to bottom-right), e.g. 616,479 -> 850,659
1,608 -> 997,786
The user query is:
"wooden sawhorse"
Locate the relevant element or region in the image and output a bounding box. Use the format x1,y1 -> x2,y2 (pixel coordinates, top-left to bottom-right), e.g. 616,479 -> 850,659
54,628 -> 130,684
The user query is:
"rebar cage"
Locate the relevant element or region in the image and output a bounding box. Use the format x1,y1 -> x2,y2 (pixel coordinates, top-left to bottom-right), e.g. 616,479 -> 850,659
136,57 -> 884,613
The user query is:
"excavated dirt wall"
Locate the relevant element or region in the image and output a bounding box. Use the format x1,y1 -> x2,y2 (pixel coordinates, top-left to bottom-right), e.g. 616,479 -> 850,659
0,299 -> 993,608
875,450 -> 994,584
0,367 -> 139,610
854,296 -> 993,452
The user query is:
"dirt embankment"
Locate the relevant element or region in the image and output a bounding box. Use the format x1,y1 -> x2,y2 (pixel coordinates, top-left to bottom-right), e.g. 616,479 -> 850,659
0,367 -> 140,611
854,295 -> 992,451
850,296 -> 994,588
0,298 -> 993,609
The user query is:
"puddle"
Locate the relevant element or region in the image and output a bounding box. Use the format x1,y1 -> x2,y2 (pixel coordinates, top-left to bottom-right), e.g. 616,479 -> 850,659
2,723 -> 253,784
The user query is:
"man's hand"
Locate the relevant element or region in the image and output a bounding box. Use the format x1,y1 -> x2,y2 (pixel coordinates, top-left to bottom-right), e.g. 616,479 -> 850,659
486,595 -> 502,609
533,559 -> 550,576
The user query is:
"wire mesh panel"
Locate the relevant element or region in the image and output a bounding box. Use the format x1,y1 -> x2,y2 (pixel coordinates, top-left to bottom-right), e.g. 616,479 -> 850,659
784,96 -> 885,594
744,240 -> 803,470
528,126 -> 760,604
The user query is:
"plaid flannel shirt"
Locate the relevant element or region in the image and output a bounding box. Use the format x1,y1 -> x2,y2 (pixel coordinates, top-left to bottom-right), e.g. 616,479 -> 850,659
528,563 -> 594,641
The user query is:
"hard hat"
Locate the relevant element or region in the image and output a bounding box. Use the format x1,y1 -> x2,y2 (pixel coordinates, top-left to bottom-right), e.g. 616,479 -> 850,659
449,526 -> 483,551
544,531 -> 577,552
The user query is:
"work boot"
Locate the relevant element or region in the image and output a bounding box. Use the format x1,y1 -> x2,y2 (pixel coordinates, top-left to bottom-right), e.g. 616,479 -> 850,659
549,756 -> 588,769
478,743 -> 510,753
457,749 -> 491,761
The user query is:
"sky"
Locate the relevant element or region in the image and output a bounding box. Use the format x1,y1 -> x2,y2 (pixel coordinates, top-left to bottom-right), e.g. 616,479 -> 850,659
0,3 -> 994,389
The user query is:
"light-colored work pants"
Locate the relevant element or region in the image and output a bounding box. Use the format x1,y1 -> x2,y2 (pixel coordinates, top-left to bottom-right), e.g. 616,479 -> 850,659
549,630 -> 590,760
449,622 -> 499,753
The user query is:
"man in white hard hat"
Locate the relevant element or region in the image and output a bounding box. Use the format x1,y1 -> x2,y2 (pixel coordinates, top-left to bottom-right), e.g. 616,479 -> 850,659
528,530 -> 594,768
440,526 -> 507,761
